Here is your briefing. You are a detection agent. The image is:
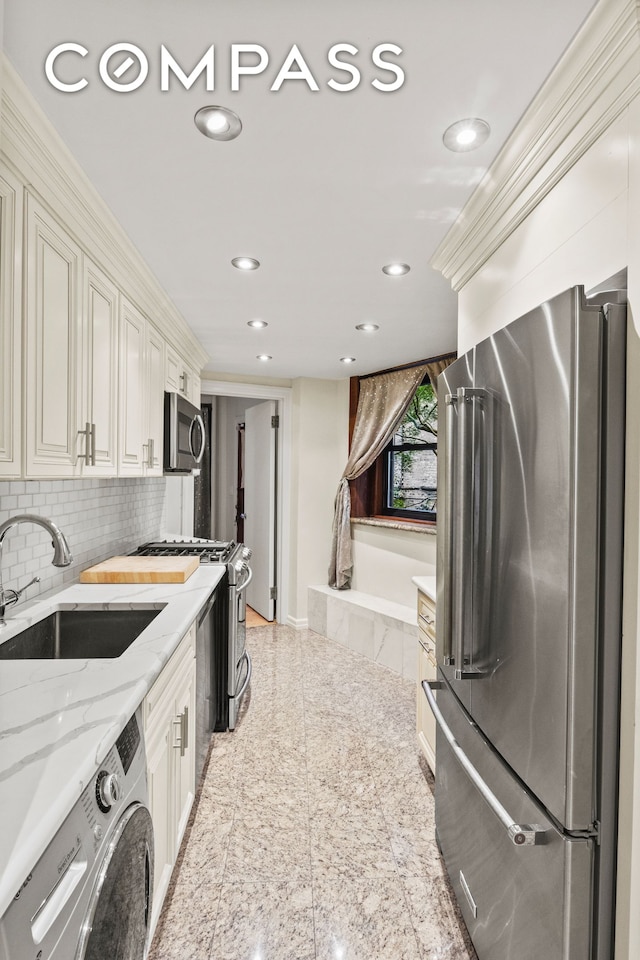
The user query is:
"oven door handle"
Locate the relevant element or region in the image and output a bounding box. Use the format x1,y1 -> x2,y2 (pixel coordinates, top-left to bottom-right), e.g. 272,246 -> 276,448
234,650 -> 252,700
235,565 -> 253,595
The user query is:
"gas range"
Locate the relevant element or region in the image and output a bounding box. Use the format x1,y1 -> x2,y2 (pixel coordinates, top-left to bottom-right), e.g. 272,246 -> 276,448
133,539 -> 237,564
132,538 -> 253,733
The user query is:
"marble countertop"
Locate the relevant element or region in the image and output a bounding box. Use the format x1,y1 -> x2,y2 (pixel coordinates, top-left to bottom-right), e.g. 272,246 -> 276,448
412,575 -> 436,602
0,564 -> 225,919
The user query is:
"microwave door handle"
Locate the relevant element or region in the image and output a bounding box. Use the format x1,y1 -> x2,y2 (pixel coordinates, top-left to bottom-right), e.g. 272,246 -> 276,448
189,414 -> 206,464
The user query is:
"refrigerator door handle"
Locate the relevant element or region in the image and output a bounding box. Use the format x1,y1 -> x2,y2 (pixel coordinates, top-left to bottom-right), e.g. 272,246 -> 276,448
453,387 -> 475,679
454,387 -> 488,680
442,393 -> 457,665
422,680 -> 546,847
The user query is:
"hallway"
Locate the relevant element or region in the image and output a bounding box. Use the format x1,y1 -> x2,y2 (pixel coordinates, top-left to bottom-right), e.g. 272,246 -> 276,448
149,624 -> 475,960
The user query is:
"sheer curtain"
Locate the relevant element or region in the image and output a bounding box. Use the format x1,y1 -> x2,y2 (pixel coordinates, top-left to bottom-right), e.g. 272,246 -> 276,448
328,364 -> 428,590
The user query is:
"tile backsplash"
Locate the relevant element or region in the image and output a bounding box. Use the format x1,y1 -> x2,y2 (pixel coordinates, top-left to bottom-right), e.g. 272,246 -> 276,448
0,478 -> 167,604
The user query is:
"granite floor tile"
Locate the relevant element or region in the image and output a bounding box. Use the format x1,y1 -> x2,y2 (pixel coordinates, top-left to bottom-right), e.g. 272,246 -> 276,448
149,624 -> 476,960
209,882 -> 315,960
148,878 -> 221,960
178,817 -> 233,878
224,819 -> 312,882
383,810 -> 442,879
313,878 -> 422,960
401,876 -> 478,959
310,812 -> 398,879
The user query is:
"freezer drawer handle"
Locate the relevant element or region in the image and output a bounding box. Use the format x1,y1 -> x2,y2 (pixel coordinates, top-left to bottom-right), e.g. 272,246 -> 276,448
422,681 -> 546,847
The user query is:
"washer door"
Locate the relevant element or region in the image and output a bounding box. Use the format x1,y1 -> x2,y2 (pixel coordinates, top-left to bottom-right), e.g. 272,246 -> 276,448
76,804 -> 154,960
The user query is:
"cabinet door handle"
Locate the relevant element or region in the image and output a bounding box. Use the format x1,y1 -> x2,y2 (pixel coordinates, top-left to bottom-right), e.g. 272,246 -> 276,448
148,437 -> 154,469
90,423 -> 96,466
78,422 -> 92,465
173,707 -> 188,757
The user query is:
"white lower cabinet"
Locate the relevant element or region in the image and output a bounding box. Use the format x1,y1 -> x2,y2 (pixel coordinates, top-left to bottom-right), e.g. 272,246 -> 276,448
416,590 -> 437,773
143,623 -> 196,938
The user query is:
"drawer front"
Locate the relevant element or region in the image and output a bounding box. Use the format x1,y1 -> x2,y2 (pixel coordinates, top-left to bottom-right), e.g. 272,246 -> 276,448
418,592 -> 436,643
144,622 -> 196,728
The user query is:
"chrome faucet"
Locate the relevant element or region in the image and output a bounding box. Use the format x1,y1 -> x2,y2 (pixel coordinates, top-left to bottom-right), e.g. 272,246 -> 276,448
0,514 -> 73,625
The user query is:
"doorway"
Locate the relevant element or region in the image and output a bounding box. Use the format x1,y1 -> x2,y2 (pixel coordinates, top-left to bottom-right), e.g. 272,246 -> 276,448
198,384 -> 290,625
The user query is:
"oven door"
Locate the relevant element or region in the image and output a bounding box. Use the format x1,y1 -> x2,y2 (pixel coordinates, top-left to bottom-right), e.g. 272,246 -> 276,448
228,565 -> 253,730
163,392 -> 205,473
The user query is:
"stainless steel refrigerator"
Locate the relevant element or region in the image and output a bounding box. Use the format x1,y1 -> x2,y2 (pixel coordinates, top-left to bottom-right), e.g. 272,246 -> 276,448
424,286 -> 626,960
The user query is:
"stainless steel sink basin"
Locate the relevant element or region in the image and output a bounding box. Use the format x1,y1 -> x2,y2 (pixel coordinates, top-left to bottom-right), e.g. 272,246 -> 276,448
0,606 -> 164,660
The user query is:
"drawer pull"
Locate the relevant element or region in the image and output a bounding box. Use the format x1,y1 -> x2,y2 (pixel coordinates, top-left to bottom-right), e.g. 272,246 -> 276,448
422,680 -> 546,847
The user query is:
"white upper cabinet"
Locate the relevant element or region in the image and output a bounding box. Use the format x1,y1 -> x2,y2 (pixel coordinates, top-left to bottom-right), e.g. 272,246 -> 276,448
118,298 -> 146,476
24,195 -> 82,478
119,297 -> 165,476
80,258 -> 119,475
0,170 -> 23,478
165,345 -> 201,406
145,324 -> 165,476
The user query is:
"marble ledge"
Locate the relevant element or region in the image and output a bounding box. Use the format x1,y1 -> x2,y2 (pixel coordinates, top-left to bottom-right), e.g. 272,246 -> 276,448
351,517 -> 437,536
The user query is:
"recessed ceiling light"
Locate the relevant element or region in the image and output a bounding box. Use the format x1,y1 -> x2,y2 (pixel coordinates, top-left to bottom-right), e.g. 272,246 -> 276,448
257,354 -> 272,361
340,357 -> 356,364
442,118 -> 490,152
382,263 -> 410,276
232,257 -> 260,270
194,105 -> 242,141
355,323 -> 380,332
247,319 -> 268,328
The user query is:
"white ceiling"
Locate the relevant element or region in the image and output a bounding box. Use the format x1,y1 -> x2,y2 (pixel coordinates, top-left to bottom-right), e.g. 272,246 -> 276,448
3,0 -> 597,380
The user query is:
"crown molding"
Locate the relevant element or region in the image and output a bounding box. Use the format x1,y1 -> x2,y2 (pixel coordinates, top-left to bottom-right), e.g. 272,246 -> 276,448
431,0 -> 640,291
0,55 -> 209,370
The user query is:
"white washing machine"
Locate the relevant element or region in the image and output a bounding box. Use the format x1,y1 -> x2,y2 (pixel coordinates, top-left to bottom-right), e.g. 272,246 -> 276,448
0,707 -> 154,960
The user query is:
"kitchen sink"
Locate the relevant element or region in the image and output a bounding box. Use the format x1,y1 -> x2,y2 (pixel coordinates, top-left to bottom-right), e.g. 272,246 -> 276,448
0,606 -> 165,660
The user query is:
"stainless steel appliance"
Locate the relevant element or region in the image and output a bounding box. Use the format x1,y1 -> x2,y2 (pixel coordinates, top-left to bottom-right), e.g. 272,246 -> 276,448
163,392 -> 205,474
0,709 -> 153,959
424,286 -> 626,960
133,540 -> 253,732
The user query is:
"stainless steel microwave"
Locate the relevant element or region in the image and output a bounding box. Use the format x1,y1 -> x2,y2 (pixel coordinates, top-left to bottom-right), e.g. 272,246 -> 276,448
163,392 -> 205,473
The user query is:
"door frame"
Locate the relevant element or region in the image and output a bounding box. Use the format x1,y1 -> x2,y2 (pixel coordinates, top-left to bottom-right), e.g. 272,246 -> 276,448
200,378 -> 292,627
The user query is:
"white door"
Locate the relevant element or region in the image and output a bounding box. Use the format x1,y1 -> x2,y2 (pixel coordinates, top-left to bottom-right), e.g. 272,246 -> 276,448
243,400 -> 277,621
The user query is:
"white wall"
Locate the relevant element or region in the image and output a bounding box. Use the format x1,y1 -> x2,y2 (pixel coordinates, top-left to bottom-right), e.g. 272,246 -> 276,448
288,377 -> 349,625
449,102 -> 640,960
351,523 -> 436,608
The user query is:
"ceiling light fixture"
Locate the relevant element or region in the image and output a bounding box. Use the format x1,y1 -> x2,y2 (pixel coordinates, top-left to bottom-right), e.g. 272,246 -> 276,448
256,354 -> 272,361
340,357 -> 356,364
232,257 -> 260,270
355,323 -> 380,332
382,263 -> 410,276
247,319 -> 268,328
442,117 -> 490,152
194,105 -> 242,141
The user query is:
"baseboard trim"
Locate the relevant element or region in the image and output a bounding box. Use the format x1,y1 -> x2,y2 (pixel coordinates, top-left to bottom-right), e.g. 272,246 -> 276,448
286,615 -> 309,630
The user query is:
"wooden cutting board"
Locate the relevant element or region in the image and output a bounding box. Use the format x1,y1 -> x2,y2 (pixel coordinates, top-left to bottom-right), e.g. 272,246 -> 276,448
80,556 -> 200,584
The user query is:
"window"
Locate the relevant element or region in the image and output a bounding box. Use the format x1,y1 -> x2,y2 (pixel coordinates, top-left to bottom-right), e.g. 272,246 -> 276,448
348,355 -> 454,526
382,379 -> 437,521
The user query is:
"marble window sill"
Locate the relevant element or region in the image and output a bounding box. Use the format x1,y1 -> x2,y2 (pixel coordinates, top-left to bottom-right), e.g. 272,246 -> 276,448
350,517 -> 437,536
